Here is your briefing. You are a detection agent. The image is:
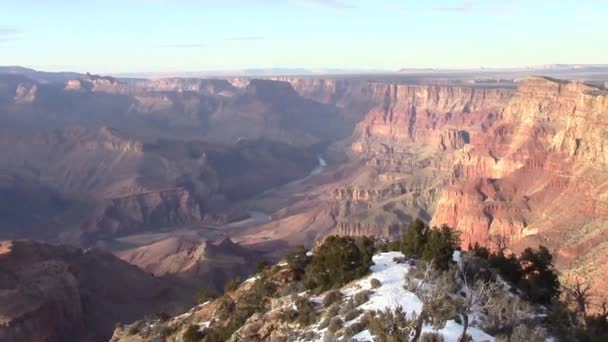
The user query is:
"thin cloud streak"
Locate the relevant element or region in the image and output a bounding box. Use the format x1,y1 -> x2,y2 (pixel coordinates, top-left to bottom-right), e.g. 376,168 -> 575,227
225,36 -> 264,41
0,27 -> 21,36
158,43 -> 207,48
0,26 -> 21,45
298,0 -> 355,9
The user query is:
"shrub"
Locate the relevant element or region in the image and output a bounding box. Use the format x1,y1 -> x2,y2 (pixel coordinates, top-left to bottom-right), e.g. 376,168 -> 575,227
294,297 -> 318,326
339,299 -> 356,316
318,316 -> 331,329
128,320 -> 144,335
256,260 -> 270,273
488,252 -> 522,285
183,325 -> 203,342
343,320 -> 367,337
370,278 -> 382,289
224,277 -> 242,293
327,317 -> 343,334
323,290 -> 342,307
518,246 -> 560,305
469,242 -> 490,259
325,303 -> 340,318
303,236 -> 374,293
213,297 -> 235,321
343,307 -> 362,321
400,219 -> 428,257
421,225 -> 460,270
368,307 -> 415,342
510,324 -> 545,342
286,245 -> 310,277
354,290 -> 371,306
196,288 -> 216,304
420,332 -> 445,342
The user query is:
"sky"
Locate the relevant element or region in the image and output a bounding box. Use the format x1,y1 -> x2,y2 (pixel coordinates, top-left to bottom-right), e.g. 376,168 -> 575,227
0,0 -> 607,74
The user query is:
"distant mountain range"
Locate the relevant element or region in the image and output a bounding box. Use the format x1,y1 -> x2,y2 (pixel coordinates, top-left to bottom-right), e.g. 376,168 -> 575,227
4,64 -> 608,81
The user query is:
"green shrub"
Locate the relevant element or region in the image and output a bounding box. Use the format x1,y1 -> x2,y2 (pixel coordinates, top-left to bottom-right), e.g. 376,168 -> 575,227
518,246 -> 560,305
370,278 -> 382,289
323,290 -> 342,307
196,288 -> 216,304
469,242 -> 490,259
343,307 -> 362,321
294,296 -> 318,326
224,277 -> 242,293
256,260 -> 270,273
183,325 -> 203,342
325,303 -> 340,318
421,225 -> 460,270
128,320 -> 144,335
354,290 -> 371,306
343,320 -> 367,337
303,236 -> 374,293
318,316 -> 331,329
327,317 -> 343,334
339,299 -> 356,316
368,307 -> 415,342
400,219 -> 428,257
285,245 -> 310,277
420,332 -> 445,342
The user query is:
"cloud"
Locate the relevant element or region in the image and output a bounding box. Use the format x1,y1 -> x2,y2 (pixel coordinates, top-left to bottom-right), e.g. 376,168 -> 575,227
143,0 -> 355,9
225,36 -> 264,41
295,0 -> 355,9
0,27 -> 20,35
0,26 -> 21,44
434,1 -> 475,12
158,43 -> 207,48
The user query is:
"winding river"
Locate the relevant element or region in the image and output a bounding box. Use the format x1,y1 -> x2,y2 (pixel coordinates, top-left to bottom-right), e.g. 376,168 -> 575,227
230,155 -> 327,227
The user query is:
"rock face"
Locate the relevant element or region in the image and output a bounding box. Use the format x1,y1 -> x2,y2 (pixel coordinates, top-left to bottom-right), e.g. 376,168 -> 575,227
0,125 -> 317,244
117,237 -> 260,293
332,76 -> 608,298
430,78 -> 608,297
0,240 -> 194,342
328,84 -> 513,238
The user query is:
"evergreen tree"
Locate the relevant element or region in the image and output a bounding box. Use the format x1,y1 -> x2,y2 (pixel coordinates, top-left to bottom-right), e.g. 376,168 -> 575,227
421,225 -> 460,270
518,246 -> 560,305
400,219 -> 428,257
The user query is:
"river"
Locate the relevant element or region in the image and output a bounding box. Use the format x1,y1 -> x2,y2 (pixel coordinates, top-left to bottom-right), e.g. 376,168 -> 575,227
231,154 -> 327,226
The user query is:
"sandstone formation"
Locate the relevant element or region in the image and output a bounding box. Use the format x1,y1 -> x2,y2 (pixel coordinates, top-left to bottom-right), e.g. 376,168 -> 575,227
117,236 -> 261,293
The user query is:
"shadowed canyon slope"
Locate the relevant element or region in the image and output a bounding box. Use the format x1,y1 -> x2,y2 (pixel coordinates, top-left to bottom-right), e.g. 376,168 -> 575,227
117,236 -> 260,293
0,74 -> 360,244
0,240 -> 195,342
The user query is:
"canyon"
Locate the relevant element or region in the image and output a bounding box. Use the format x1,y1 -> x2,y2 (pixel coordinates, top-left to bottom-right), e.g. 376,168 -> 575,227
0,68 -> 607,340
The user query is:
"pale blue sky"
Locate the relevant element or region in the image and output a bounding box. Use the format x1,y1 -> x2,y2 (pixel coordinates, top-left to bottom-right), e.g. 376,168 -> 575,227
0,0 -> 606,73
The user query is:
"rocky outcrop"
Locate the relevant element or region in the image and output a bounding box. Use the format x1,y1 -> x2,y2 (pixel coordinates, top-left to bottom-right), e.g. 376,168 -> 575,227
327,84 -> 513,238
81,188 -> 203,241
353,84 -> 513,150
117,236 -> 261,293
13,83 -> 37,104
0,240 -> 194,342
425,77 -> 608,299
432,77 -> 608,245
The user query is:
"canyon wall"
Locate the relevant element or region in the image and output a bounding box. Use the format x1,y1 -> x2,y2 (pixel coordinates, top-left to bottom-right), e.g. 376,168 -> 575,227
332,76 -> 608,297
329,83 -> 514,238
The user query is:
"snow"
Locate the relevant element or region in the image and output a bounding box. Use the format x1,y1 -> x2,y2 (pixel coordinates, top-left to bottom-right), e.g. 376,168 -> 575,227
341,252 -> 494,342
452,250 -> 462,265
244,275 -> 260,284
343,252 -> 423,316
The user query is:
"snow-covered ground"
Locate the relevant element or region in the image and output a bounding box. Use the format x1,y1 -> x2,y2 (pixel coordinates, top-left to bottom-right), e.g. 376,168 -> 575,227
340,252 -> 494,342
